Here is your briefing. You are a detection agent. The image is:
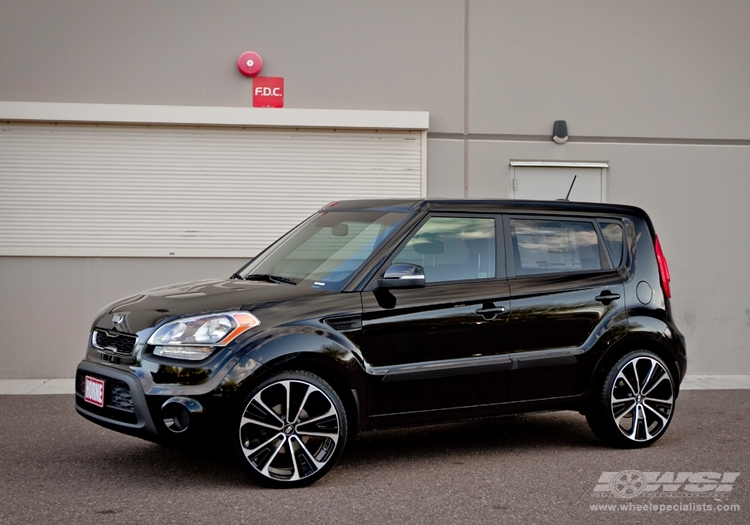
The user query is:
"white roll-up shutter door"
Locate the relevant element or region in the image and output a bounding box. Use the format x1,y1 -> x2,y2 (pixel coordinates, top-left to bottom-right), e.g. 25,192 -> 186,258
0,123 -> 424,257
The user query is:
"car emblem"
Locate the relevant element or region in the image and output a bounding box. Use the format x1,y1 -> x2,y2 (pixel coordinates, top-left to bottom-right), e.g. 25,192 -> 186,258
112,314 -> 124,325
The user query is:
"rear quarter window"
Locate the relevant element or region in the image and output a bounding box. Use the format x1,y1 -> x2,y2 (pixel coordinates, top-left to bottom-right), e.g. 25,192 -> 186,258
598,220 -> 624,268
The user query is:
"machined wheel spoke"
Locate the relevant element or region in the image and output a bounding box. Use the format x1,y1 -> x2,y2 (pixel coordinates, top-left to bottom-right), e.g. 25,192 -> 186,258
286,439 -> 305,482
291,384 -> 314,423
290,435 -> 327,470
641,409 -> 654,440
631,361 -> 642,394
626,407 -> 640,440
289,436 -> 322,478
639,359 -> 656,393
644,394 -> 673,405
254,396 -> 285,427
259,436 -> 288,476
642,372 -> 669,397
241,415 -> 283,431
296,429 -> 340,443
243,432 -> 283,457
298,406 -> 336,427
628,405 -> 652,441
642,401 -> 670,425
615,371 -> 637,397
611,390 -> 633,404
288,454 -> 301,482
613,401 -> 636,425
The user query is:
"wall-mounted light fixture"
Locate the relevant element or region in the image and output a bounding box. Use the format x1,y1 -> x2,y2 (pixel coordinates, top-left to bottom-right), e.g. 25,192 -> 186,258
552,120 -> 568,144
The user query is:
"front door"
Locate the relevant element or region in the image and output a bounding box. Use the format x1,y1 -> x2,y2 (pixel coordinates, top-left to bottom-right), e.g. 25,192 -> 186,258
359,215 -> 512,416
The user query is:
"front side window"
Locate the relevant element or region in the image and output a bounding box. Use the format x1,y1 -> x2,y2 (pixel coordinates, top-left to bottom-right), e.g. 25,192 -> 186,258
240,211 -> 408,290
392,216 -> 496,283
510,218 -> 601,276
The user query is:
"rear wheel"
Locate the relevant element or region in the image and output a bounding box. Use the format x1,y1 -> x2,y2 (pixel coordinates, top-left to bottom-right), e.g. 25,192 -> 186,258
586,350 -> 675,448
235,371 -> 348,488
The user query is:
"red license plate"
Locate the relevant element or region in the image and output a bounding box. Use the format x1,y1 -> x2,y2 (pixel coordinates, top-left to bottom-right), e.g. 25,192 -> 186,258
84,376 -> 105,407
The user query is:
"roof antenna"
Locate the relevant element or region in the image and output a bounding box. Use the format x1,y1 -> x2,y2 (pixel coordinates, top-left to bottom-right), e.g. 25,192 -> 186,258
562,174 -> 577,201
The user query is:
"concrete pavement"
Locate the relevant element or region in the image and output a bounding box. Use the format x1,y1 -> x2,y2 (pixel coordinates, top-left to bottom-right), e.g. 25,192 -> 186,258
0,391 -> 747,524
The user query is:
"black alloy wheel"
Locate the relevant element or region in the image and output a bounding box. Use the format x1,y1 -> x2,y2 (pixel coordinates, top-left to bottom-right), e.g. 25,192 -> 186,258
586,350 -> 675,448
235,370 -> 348,487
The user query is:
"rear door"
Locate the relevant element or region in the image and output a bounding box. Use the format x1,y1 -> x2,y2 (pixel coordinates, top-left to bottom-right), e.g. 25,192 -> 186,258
504,215 -> 626,401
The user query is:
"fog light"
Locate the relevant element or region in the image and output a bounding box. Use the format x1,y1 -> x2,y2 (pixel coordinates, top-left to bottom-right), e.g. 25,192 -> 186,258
161,397 -> 204,434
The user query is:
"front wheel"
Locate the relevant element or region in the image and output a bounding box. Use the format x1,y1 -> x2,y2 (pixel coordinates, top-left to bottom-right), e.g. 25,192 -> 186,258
235,371 -> 348,488
586,350 -> 676,448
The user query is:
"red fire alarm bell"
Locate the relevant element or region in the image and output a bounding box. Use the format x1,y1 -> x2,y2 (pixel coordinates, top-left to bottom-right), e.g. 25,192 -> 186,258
253,77 -> 284,108
237,51 -> 263,77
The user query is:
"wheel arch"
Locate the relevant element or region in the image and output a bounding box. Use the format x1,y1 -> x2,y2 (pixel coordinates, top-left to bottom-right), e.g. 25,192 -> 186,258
586,331 -> 681,406
270,355 -> 364,436
238,327 -> 368,434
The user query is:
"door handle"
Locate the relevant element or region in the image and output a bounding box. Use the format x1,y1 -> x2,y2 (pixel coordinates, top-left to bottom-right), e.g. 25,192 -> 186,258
475,305 -> 507,319
595,291 -> 621,304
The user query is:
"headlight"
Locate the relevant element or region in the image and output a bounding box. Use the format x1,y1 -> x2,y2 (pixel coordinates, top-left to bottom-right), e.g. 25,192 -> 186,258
148,311 -> 260,360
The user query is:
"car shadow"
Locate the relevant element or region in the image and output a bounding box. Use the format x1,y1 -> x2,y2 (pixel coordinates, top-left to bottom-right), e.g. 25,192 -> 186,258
66,409 -> 602,490
341,410 -> 602,467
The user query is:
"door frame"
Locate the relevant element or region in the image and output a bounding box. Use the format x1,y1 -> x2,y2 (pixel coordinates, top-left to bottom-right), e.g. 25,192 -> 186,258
509,161 -> 610,203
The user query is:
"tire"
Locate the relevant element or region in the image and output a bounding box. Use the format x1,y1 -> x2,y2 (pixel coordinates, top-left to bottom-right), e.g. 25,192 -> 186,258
234,370 -> 348,488
586,350 -> 676,448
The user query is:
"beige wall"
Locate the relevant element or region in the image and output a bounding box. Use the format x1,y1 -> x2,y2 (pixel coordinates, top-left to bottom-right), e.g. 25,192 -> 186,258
467,0 -> 750,139
1,0 -> 749,376
0,0 -> 465,132
3,0 -> 748,138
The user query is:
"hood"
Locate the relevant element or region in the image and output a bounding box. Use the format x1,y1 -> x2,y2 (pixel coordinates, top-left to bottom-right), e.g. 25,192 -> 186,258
97,278 -> 331,334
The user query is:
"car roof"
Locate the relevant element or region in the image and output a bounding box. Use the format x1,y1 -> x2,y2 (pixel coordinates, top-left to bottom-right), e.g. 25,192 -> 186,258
319,198 -> 648,217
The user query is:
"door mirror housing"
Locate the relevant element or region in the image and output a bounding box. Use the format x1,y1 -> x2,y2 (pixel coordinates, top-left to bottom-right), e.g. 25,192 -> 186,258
379,263 -> 426,289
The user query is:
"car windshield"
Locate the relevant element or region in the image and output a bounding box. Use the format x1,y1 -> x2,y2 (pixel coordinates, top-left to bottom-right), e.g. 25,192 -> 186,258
238,211 -> 409,291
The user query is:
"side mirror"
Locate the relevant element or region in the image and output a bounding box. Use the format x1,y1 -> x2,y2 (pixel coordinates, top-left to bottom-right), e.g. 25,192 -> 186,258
379,263 -> 425,289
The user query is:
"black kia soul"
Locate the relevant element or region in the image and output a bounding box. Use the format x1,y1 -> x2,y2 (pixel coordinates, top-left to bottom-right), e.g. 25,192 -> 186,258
76,199 -> 686,487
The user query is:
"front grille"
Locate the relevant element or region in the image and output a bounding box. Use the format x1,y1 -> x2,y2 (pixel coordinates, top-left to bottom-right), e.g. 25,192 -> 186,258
92,329 -> 137,355
76,370 -> 136,424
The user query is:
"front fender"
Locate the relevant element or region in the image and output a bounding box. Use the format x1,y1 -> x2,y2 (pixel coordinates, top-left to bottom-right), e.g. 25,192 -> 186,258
227,322 -> 369,427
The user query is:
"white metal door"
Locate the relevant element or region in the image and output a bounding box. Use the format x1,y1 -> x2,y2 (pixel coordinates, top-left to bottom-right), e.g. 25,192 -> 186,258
510,163 -> 607,203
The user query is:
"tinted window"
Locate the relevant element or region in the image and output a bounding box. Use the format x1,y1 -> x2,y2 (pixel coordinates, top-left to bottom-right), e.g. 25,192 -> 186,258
393,217 -> 496,283
510,219 -> 601,275
599,220 -> 624,268
241,211 -> 408,290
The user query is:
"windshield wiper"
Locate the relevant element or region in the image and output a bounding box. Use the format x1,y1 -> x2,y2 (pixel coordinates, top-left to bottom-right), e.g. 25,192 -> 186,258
244,274 -> 297,285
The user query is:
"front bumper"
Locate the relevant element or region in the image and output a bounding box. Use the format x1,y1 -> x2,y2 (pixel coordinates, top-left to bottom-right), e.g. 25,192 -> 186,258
75,354 -> 265,442
75,361 -> 160,442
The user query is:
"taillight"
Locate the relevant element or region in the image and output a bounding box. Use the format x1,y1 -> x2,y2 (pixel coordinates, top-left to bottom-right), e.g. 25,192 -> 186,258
654,236 -> 671,299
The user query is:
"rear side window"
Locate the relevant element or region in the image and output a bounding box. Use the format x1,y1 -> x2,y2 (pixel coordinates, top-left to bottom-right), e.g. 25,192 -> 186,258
510,218 -> 601,276
598,220 -> 624,268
